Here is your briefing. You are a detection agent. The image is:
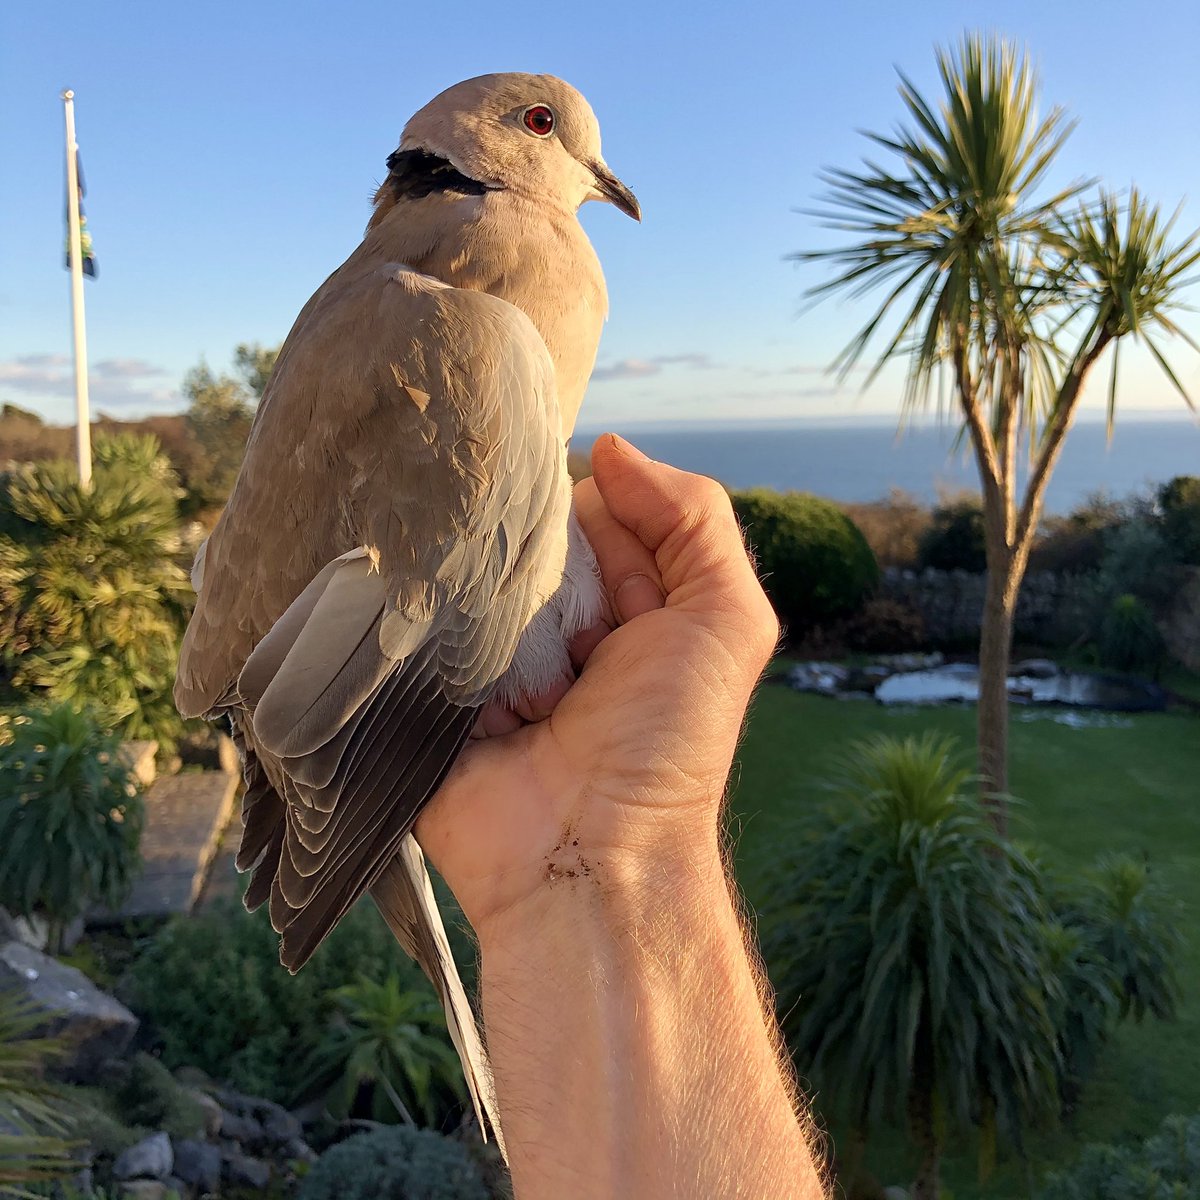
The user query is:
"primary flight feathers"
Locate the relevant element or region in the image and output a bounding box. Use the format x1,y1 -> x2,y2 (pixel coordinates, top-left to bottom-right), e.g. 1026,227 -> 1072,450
174,73 -> 638,1151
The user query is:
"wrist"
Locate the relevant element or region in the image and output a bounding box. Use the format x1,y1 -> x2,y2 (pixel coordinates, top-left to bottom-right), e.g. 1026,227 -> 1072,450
473,824 -> 730,960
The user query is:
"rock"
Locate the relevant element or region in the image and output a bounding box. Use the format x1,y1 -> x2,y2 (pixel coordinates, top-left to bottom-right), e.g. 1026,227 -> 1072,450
286,1137 -> 319,1164
218,1108 -> 263,1145
113,1131 -> 173,1181
118,1183 -> 169,1200
261,1105 -> 303,1144
164,1178 -> 190,1199
0,940 -> 138,1082
174,1138 -> 221,1193
1012,658 -> 1060,679
222,1148 -> 271,1190
883,1188 -> 910,1200
184,1088 -> 223,1138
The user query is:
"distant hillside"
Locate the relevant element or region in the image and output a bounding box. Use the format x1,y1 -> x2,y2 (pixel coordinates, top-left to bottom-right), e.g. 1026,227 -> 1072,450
1,405 -> 192,468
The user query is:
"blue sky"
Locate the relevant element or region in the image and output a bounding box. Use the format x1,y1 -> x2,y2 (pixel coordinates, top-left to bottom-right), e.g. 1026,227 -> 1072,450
2,0 -> 1198,427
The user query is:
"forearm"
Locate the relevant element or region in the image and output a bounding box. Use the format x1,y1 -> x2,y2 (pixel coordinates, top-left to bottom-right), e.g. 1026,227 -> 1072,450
477,835 -> 827,1200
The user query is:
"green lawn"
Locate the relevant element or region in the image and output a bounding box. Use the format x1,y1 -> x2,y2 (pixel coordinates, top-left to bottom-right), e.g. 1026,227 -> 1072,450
729,684 -> 1200,1198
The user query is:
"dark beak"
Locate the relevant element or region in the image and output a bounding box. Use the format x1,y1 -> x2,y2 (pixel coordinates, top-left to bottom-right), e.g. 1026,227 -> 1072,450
590,161 -> 641,222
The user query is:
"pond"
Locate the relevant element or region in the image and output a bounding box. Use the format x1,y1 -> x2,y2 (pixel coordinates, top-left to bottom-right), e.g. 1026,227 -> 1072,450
787,656 -> 1167,713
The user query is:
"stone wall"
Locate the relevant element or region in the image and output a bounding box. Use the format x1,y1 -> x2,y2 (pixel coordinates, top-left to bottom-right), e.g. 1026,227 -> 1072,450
881,567 -> 1096,648
1162,566 -> 1200,672
883,566 -> 1200,665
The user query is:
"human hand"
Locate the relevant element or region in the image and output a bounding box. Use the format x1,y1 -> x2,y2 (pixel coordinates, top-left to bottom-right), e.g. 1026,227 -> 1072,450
415,433 -> 780,939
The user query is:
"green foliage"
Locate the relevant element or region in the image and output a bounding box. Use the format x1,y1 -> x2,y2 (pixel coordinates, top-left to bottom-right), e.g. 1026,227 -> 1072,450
1068,854 -> 1183,1024
1159,475 -> 1200,565
125,899 -> 456,1118
0,992 -> 79,1193
1095,520 -> 1178,611
1040,921 -> 1120,1110
0,434 -> 190,744
1038,1112 -> 1200,1200
0,704 -> 143,942
1098,594 -> 1166,674
918,498 -> 988,572
1033,492 -> 1129,575
306,975 -> 465,1126
111,1054 -> 207,1141
180,343 -> 276,515
297,1126 -> 488,1200
731,488 -> 878,635
761,734 -> 1060,1172
60,1086 -> 143,1159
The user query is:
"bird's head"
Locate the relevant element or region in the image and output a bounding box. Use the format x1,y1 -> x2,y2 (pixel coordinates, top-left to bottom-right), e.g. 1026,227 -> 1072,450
384,72 -> 640,221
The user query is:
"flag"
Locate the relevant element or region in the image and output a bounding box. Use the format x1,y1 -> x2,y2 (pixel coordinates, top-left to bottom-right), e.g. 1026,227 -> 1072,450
64,149 -> 97,279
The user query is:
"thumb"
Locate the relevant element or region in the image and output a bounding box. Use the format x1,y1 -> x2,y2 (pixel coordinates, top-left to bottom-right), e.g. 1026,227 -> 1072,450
589,434 -> 770,631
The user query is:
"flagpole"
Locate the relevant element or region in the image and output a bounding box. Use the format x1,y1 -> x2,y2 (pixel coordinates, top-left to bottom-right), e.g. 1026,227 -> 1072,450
61,88 -> 92,488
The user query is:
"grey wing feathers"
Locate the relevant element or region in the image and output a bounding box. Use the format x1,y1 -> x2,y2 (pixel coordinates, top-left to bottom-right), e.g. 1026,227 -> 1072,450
174,266 -> 569,1152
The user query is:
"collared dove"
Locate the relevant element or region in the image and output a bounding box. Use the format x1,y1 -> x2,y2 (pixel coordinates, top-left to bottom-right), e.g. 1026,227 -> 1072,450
174,73 -> 639,1150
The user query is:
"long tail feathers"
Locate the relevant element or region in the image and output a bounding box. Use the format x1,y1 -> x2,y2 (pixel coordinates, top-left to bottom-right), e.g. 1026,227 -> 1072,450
370,841 -> 506,1162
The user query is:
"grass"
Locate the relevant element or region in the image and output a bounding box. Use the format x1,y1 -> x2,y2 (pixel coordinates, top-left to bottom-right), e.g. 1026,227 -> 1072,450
729,682 -> 1200,1198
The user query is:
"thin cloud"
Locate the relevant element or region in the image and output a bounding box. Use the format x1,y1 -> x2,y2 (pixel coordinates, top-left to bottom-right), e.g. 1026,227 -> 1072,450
94,358 -> 170,380
592,358 -> 662,382
0,353 -> 177,409
591,351 -> 717,383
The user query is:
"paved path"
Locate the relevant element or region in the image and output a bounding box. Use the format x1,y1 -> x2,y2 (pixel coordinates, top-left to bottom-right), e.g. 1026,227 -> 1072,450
113,770 -> 240,919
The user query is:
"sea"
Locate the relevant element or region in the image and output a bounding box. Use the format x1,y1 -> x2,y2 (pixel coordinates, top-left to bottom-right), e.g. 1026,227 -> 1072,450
573,416 -> 1200,515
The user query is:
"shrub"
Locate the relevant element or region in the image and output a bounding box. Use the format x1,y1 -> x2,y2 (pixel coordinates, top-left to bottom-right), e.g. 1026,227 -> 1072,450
0,704 -> 144,950
1038,1112 -> 1200,1199
298,1126 -> 488,1200
111,1053 -> 207,1140
761,735 -> 1059,1196
1094,519 -> 1177,611
1068,853 -> 1182,1023
839,489 -> 931,569
0,434 -> 190,744
306,975 -> 465,1125
0,993 -> 79,1191
1159,475 -> 1200,565
731,488 -> 878,636
125,899 -> 459,1119
1097,594 -> 1166,673
839,595 -> 926,653
1031,491 -> 1129,575
1041,852 -> 1181,1111
917,497 -> 987,572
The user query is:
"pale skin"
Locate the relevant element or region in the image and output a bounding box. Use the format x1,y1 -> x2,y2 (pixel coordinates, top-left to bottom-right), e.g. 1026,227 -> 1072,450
416,433 -> 828,1200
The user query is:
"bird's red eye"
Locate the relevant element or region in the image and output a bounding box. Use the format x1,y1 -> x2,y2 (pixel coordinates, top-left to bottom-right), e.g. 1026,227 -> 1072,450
523,105 -> 555,136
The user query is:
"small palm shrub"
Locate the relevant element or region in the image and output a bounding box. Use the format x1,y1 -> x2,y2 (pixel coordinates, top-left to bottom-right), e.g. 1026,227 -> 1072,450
0,704 -> 143,950
761,734 -> 1060,1200
126,899 -> 465,1125
1038,1112 -> 1200,1199
298,1126 -> 488,1200
731,488 -> 878,636
306,975 -> 465,1125
1065,853 -> 1182,1023
0,434 -> 190,744
0,993 -> 79,1193
1040,922 -> 1120,1111
1098,593 -> 1166,673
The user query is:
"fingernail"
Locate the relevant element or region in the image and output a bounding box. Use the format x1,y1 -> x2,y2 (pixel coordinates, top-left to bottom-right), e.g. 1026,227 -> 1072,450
614,573 -> 666,623
607,433 -> 650,462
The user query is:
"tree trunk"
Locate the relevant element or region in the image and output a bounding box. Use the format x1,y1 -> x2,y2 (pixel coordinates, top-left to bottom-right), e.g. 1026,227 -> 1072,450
977,538 -> 1019,834
909,1082 -> 940,1200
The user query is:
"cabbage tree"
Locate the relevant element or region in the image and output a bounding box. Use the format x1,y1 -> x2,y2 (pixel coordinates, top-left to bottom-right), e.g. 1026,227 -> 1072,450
797,35 -> 1200,825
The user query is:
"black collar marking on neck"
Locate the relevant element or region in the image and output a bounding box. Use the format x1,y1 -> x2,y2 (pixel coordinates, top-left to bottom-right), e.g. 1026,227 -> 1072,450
384,149 -> 490,200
